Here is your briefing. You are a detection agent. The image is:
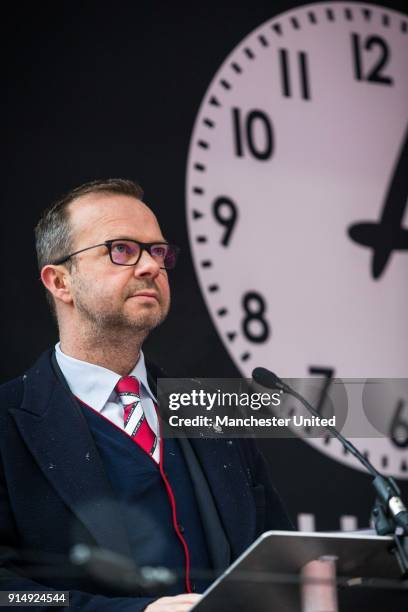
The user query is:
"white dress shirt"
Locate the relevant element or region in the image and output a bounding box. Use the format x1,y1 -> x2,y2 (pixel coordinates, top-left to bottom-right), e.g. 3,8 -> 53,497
55,342 -> 159,438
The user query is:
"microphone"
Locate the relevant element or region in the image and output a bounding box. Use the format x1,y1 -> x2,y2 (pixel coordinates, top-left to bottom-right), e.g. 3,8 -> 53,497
70,545 -> 176,594
252,367 -> 408,536
252,368 -> 287,393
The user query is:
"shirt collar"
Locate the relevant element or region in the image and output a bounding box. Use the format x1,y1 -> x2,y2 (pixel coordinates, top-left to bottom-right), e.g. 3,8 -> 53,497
54,342 -> 156,412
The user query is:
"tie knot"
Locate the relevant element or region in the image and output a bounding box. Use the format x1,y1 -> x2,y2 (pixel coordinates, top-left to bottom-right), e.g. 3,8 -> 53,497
115,375 -> 140,397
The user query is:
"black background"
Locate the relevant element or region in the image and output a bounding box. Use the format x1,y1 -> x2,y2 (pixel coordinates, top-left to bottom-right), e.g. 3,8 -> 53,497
2,0 -> 407,528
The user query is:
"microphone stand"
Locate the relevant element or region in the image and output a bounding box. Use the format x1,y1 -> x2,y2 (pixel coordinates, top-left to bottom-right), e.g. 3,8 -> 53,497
252,367 -> 408,579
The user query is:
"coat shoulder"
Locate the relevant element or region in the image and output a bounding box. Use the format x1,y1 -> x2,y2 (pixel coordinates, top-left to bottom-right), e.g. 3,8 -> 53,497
0,376 -> 24,410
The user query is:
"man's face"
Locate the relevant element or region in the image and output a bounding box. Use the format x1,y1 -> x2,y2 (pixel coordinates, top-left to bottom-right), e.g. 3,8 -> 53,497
65,193 -> 171,333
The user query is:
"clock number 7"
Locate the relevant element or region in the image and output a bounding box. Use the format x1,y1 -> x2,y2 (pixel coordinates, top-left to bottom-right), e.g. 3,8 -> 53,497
351,33 -> 394,86
305,366 -> 335,432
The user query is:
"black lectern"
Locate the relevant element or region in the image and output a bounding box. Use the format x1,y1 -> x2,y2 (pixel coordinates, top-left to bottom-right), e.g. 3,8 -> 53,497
192,531 -> 408,612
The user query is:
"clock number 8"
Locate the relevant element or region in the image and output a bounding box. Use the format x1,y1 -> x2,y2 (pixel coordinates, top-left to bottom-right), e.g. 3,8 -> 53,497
390,400 -> 408,448
242,292 -> 270,343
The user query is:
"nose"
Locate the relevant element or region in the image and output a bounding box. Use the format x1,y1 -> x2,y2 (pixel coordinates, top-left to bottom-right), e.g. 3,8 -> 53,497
133,247 -> 161,278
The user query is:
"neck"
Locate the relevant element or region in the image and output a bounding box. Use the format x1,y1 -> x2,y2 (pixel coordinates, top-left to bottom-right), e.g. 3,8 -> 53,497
59,325 -> 148,376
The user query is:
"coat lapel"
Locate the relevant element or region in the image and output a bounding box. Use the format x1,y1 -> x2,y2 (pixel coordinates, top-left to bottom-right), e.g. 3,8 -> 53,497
9,350 -> 132,559
146,365 -> 257,558
188,437 -> 257,558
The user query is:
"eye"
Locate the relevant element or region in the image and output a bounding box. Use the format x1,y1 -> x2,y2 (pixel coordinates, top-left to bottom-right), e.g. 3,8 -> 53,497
110,240 -> 140,264
112,243 -> 130,254
151,244 -> 169,258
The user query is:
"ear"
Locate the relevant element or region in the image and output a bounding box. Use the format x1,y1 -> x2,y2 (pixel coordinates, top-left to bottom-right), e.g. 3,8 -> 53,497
40,265 -> 74,305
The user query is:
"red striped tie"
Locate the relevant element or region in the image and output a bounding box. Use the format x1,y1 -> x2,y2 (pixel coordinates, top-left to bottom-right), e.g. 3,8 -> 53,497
115,376 -> 159,461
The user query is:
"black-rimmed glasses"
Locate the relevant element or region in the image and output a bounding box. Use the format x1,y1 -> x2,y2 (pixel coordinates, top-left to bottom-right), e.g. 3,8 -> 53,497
52,238 -> 180,270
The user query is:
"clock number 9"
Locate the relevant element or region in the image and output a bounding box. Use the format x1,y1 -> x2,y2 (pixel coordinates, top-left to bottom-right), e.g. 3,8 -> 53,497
351,33 -> 393,86
232,108 -> 274,160
212,196 -> 238,246
242,292 -> 270,343
390,400 -> 408,448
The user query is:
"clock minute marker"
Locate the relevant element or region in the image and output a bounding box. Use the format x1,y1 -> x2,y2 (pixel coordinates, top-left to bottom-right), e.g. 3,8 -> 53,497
344,8 -> 353,21
402,21 -> 407,33
194,163 -> 206,172
217,308 -> 228,317
348,127 -> 408,279
241,353 -> 251,362
326,8 -> 335,22
258,35 -> 269,47
193,187 -> 204,195
244,47 -> 255,59
362,8 -> 372,21
291,17 -> 300,30
307,11 -> 317,24
382,14 -> 390,27
271,23 -> 283,36
192,210 -> 203,220
209,96 -> 221,107
227,332 -> 236,341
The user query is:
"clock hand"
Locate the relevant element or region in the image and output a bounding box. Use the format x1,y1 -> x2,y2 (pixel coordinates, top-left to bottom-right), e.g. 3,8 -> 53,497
348,125 -> 408,279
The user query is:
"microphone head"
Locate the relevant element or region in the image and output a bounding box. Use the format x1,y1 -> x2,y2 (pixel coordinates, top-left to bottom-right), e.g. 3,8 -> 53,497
252,367 -> 285,391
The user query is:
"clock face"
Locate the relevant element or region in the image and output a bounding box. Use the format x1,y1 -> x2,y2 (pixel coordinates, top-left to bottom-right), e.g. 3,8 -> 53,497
185,2 -> 408,478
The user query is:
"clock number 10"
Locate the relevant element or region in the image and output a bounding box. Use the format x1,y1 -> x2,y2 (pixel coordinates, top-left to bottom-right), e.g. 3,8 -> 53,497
351,33 -> 394,86
232,108 -> 274,160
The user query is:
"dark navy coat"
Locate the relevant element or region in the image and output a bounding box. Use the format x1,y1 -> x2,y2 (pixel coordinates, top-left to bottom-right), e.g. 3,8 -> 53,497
0,350 -> 291,611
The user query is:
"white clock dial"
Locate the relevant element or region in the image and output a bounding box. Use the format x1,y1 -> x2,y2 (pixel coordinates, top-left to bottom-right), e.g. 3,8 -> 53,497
186,2 -> 408,478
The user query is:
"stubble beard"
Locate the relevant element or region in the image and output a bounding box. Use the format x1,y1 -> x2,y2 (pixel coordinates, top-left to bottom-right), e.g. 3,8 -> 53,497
72,278 -> 170,341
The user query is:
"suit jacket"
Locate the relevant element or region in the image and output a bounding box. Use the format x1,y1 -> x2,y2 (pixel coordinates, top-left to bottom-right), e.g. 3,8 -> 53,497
0,350 -> 292,611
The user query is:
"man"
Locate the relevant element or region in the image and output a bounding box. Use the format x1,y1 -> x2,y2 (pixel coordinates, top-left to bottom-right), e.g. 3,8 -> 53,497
0,179 -> 291,611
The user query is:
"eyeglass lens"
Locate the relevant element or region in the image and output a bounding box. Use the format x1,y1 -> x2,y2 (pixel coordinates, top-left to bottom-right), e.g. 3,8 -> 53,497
110,240 -> 177,269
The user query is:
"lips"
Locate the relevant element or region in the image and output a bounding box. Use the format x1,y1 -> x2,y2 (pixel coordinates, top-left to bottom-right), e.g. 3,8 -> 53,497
131,291 -> 159,301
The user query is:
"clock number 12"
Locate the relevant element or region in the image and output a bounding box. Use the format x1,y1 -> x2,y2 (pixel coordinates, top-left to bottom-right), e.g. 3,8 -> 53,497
351,33 -> 394,86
